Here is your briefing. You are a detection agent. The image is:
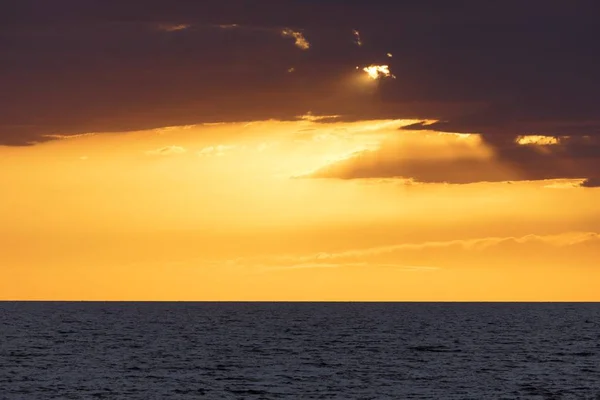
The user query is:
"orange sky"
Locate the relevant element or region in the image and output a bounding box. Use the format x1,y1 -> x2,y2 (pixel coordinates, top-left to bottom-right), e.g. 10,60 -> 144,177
1,118 -> 599,300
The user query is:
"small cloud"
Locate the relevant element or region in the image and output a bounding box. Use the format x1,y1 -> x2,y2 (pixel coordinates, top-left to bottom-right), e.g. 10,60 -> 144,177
79,156 -> 89,161
352,29 -> 363,46
42,132 -> 97,140
157,24 -> 191,32
287,67 -> 295,73
362,65 -> 395,80
146,145 -> 187,156
153,125 -> 195,135
581,177 -> 600,188
298,112 -> 341,122
218,24 -> 239,29
387,52 -> 393,58
516,135 -> 560,145
281,28 -> 310,50
198,144 -> 235,157
543,179 -> 587,189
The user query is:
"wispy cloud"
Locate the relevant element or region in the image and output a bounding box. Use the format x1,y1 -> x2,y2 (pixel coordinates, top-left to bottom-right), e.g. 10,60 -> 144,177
298,113 -> 341,122
352,29 -> 363,46
198,144 -> 235,157
261,262 -> 439,272
281,28 -> 310,50
152,125 -> 196,135
205,232 -> 600,274
543,179 -> 587,189
41,133 -> 97,140
303,232 -> 600,259
157,24 -> 191,32
145,145 -> 187,156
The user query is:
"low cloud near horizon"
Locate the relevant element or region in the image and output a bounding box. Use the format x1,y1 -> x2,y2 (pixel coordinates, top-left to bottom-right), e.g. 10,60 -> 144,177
309,131 -> 600,187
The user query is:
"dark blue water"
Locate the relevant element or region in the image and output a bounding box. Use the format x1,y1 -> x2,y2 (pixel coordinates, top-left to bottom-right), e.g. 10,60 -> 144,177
1,303 -> 599,399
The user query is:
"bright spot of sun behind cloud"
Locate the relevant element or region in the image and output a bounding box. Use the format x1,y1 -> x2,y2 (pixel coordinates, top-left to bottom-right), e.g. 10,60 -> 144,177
362,65 -> 394,80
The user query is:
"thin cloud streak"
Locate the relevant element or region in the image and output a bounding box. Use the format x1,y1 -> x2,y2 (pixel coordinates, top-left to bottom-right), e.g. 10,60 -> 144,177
207,231 -> 599,273
157,23 -> 191,32
145,145 -> 187,156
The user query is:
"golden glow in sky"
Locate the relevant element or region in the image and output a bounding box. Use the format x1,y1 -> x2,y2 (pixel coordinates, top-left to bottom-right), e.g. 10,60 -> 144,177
516,135 -> 560,145
2,0 -> 598,304
1,118 -> 598,301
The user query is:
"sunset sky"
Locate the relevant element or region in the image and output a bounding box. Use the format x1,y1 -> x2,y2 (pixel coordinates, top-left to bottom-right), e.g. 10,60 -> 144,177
1,0 -> 599,300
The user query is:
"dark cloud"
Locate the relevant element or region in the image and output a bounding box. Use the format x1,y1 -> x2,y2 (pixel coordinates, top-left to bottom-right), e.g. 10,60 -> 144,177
309,134 -> 600,185
581,178 -> 600,188
1,0 -> 600,145
402,106 -> 600,138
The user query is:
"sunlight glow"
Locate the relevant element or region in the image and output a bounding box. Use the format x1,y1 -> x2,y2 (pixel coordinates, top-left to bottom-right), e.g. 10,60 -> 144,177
362,65 -> 394,80
516,135 -> 560,145
2,119 -> 599,301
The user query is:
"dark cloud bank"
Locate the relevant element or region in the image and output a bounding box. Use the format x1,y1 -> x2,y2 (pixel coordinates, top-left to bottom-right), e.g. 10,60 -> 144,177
310,135 -> 600,187
1,0 -> 599,185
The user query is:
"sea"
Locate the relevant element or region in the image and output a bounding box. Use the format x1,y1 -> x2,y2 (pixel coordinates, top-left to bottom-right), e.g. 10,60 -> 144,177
1,302 -> 599,399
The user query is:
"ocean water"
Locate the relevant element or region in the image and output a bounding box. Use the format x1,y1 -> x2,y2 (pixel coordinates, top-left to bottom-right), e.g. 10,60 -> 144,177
1,303 -> 599,399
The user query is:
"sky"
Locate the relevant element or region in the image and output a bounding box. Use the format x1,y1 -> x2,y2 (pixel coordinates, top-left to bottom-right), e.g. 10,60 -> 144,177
1,0 -> 599,300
